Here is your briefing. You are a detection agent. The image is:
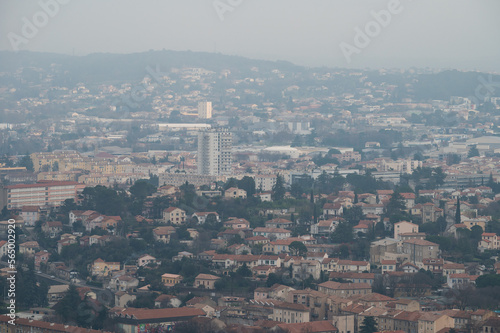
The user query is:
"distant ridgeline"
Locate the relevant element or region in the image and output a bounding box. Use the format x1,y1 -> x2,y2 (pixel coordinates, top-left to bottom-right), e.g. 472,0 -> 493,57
0,50 -> 499,101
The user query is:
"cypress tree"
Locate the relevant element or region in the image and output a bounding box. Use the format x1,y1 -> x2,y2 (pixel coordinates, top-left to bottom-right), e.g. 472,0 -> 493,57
455,197 -> 461,224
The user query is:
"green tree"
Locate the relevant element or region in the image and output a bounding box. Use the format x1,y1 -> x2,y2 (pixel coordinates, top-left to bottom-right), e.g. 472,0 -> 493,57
468,145 -> 480,158
54,285 -> 81,323
272,174 -> 286,201
238,176 -> 256,197
360,316 -> 378,333
18,152 -> 34,171
236,263 -> 252,277
289,241 -> 307,256
455,197 -> 461,224
129,179 -> 157,199
331,221 -> 353,243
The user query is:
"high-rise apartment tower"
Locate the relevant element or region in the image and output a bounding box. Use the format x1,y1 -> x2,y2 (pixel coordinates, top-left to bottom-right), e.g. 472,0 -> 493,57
197,128 -> 232,176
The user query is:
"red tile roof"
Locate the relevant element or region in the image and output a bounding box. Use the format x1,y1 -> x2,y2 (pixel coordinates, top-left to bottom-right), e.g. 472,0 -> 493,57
112,307 -> 205,320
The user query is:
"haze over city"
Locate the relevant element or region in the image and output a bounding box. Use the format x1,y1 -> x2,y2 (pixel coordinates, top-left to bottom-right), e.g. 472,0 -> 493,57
2,1 -> 500,333
1,0 -> 500,71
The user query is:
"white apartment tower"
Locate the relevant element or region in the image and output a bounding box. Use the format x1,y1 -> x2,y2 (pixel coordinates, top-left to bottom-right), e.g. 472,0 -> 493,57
198,101 -> 212,119
197,128 -> 232,176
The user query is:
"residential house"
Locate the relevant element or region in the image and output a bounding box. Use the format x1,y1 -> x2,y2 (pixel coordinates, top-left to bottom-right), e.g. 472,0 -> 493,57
19,241 -> 39,256
323,203 -> 344,217
400,193 -> 416,209
447,274 -> 478,288
394,221 -> 419,240
402,239 -> 439,264
381,260 -> 397,274
155,294 -> 182,308
34,250 -> 50,270
109,274 -> 139,292
442,263 -> 465,277
194,274 -> 220,289
90,258 -> 120,277
311,219 -> 338,236
423,258 -> 444,274
270,301 -> 310,324
163,207 -> 186,224
20,206 -> 41,226
47,285 -> 69,303
153,226 -> 176,243
223,218 -> 251,229
253,227 -> 291,240
287,289 -> 329,322
162,273 -> 183,287
478,233 -> 500,251
111,307 -> 206,333
417,313 -> 454,333
41,221 -> 63,238
317,281 -> 372,296
292,260 -> 322,280
224,187 -> 247,199
265,218 -> 293,229
255,192 -> 272,202
227,243 -> 252,255
246,236 -> 270,246
137,254 -> 159,267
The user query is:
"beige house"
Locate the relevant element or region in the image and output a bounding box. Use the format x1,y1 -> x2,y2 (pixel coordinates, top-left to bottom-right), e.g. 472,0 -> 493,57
479,233 -> 500,251
443,263 -> 465,277
19,241 -> 40,256
91,258 -> 120,277
137,254 -> 159,267
418,313 -> 454,333
402,239 -> 439,264
381,260 -> 397,274
224,187 -> 247,199
153,226 -> 176,243
394,221 -> 419,240
194,274 -> 220,289
162,273 -> 183,287
317,281 -> 371,297
47,285 -> 69,303
271,301 -> 310,324
163,207 -> 186,224
292,260 -> 321,280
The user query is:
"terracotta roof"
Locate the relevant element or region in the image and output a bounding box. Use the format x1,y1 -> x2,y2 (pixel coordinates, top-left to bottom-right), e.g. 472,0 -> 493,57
0,315 -> 108,332
113,307 -> 205,320
319,281 -> 371,290
165,207 -> 182,213
277,320 -> 337,333
253,227 -> 291,233
195,274 -> 220,280
273,301 -> 309,312
403,239 -> 438,246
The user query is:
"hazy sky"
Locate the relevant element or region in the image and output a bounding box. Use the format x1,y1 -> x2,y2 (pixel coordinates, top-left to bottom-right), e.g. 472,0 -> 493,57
1,0 -> 499,71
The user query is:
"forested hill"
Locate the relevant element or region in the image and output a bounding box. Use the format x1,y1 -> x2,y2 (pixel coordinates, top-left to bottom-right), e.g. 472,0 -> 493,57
0,50 -> 499,102
0,49 -> 303,83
